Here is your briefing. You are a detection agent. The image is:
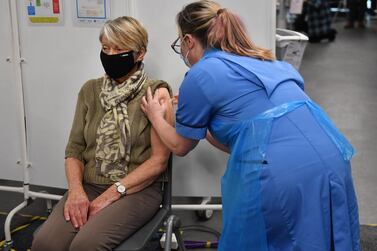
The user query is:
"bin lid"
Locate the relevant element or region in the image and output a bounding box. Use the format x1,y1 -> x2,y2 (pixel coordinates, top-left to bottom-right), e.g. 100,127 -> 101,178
275,28 -> 308,42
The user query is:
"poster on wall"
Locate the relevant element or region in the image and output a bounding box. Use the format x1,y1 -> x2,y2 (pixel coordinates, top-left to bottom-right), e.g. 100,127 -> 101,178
25,0 -> 63,25
73,0 -> 110,27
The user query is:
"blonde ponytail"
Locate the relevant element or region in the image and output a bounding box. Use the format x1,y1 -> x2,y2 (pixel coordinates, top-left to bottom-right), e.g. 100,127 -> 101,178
176,1 -> 275,61
208,9 -> 275,60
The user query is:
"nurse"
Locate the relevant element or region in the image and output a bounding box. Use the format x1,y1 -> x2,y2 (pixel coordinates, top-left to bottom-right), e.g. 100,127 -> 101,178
142,1 -> 360,250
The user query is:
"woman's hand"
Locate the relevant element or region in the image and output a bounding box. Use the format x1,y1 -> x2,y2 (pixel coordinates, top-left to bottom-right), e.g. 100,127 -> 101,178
88,186 -> 119,218
64,187 -> 90,229
141,87 -> 167,123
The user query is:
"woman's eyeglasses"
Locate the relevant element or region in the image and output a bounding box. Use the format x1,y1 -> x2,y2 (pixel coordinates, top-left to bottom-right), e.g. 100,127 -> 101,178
170,37 -> 181,54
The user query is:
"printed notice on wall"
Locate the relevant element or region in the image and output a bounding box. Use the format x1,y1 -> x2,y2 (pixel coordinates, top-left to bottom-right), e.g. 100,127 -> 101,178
26,0 -> 63,25
73,0 -> 110,27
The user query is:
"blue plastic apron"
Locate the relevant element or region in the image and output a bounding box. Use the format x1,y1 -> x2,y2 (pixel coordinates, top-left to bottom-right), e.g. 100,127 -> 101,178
211,99 -> 355,251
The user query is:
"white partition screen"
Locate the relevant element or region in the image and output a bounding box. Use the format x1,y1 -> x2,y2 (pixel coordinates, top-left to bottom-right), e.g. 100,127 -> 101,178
0,0 -> 23,181
1,0 -> 275,197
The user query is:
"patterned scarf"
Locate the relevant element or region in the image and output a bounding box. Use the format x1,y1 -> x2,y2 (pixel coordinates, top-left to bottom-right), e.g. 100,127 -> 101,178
95,65 -> 147,181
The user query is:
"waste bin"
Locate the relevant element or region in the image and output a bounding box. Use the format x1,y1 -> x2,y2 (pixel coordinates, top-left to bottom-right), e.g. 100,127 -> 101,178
275,28 -> 308,70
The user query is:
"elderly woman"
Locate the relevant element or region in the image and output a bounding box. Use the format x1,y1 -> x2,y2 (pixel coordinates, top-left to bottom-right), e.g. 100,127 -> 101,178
32,16 -> 173,251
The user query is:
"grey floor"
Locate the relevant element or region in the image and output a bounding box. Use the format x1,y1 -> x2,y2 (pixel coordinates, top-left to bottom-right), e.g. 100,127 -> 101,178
1,14 -> 377,251
301,16 -> 377,225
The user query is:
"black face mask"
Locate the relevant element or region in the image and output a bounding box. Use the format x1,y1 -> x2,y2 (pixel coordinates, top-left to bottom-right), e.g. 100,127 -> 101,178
100,50 -> 136,80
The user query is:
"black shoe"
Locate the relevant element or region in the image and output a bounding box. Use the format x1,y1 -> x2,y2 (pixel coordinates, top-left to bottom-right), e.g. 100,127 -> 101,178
328,29 -> 337,42
309,36 -> 321,43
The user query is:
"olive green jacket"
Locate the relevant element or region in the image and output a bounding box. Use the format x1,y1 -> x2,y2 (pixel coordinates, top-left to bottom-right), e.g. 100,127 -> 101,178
65,77 -> 172,184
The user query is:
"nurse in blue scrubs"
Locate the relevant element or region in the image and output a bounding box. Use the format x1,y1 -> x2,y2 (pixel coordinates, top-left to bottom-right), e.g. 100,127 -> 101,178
141,1 -> 360,250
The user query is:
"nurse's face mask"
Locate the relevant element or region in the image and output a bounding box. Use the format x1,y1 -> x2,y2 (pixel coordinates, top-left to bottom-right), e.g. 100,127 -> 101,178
100,49 -> 136,80
171,35 -> 191,68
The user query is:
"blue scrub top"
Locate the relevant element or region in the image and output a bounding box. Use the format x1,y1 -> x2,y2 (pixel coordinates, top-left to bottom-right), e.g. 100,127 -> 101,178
176,48 -> 305,140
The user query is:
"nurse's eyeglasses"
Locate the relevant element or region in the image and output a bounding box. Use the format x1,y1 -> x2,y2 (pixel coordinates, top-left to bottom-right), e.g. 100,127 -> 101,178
171,37 -> 181,54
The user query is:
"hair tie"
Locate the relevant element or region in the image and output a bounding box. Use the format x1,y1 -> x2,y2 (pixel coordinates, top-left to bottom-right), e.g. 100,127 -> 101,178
217,8 -> 225,16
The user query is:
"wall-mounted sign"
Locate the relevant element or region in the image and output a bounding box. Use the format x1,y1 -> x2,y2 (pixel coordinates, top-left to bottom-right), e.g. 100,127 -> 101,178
73,0 -> 110,27
26,0 -> 63,25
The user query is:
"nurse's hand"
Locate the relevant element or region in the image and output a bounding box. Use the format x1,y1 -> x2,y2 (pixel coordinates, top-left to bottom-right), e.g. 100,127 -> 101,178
141,87 -> 167,123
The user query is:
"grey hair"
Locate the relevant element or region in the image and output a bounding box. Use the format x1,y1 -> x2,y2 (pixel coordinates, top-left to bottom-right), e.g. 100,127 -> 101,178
99,16 -> 148,52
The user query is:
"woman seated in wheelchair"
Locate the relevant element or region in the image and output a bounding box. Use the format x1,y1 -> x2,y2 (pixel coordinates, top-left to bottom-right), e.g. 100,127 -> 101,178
32,16 -> 173,251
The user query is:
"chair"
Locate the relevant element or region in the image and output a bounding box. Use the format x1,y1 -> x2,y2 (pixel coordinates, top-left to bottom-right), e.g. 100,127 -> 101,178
114,155 -> 186,251
33,156 -> 186,251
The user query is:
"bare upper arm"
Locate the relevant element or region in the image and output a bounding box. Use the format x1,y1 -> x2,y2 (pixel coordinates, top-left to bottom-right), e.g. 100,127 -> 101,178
155,87 -> 173,124
148,87 -> 173,165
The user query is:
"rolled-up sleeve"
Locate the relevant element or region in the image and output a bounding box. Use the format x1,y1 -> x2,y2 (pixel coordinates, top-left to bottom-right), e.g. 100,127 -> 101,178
176,70 -> 213,140
65,88 -> 87,162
